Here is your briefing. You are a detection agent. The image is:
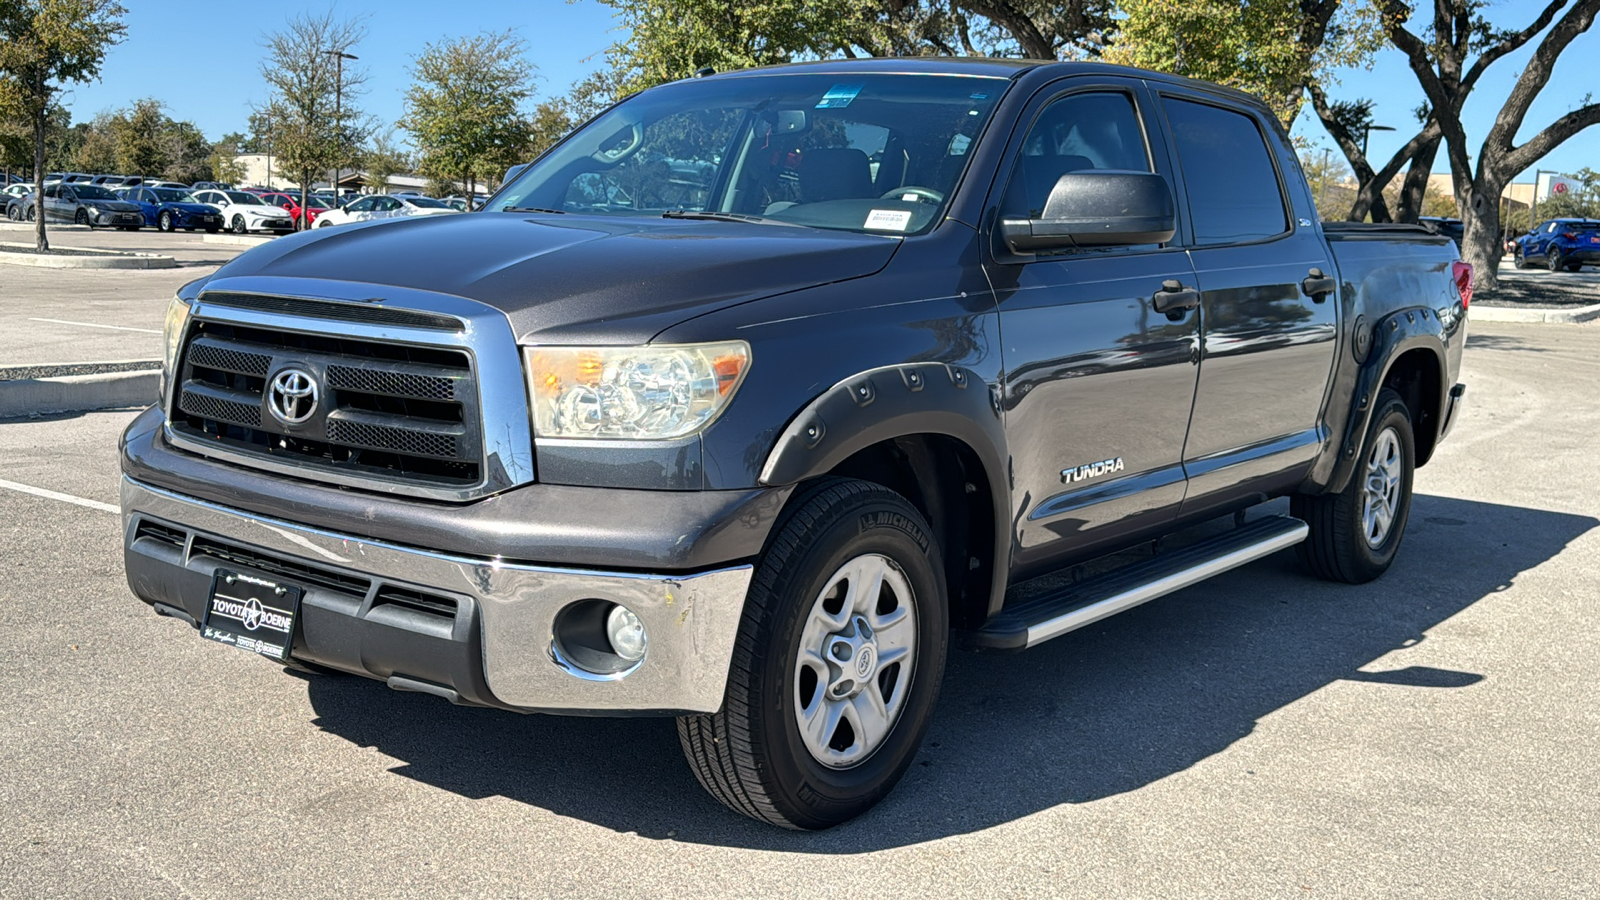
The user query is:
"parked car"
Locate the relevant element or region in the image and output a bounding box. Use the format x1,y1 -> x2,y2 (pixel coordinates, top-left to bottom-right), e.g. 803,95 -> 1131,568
3,183 -> 30,205
61,173 -> 96,185
189,189 -> 295,234
146,180 -> 192,190
1417,216 -> 1464,246
254,191 -> 332,229
124,59 -> 1472,830
190,181 -> 235,192
4,189 -> 35,221
311,193 -> 459,228
90,174 -> 131,187
41,182 -> 143,228
117,187 -> 225,233
1513,217 -> 1600,271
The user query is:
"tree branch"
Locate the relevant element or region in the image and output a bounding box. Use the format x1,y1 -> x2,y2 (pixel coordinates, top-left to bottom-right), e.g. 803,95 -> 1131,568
1461,0 -> 1568,93
1486,0 -> 1600,164
1504,102 -> 1600,174
958,0 -> 1055,59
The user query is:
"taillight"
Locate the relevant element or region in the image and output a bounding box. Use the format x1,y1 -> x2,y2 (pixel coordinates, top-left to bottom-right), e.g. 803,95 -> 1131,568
1451,261 -> 1473,310
1561,231 -> 1577,240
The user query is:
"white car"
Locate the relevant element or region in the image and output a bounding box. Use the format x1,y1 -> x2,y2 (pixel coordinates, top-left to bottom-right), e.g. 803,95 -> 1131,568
190,189 -> 295,234
313,194 -> 460,228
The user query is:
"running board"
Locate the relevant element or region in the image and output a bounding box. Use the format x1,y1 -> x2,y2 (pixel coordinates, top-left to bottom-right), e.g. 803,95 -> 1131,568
969,515 -> 1309,651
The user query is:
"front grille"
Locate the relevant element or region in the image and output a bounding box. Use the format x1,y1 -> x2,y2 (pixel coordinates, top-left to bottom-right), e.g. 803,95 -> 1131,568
133,520 -> 186,549
372,586 -> 459,619
169,316 -> 483,489
200,293 -> 464,331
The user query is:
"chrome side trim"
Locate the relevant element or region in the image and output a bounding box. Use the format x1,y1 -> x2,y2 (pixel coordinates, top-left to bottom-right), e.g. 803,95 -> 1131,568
122,476 -> 752,713
165,275 -> 534,502
1024,520 -> 1308,647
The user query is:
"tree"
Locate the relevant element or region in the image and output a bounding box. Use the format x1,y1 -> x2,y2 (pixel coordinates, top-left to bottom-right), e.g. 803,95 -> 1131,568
108,97 -> 169,175
258,12 -> 367,219
161,118 -> 212,184
1107,0 -> 1385,126
1306,89 -> 1442,223
1382,0 -> 1600,289
403,30 -> 536,200
361,129 -> 409,193
1301,146 -> 1352,218
0,0 -> 127,251
597,0 -> 1116,91
208,132 -> 246,185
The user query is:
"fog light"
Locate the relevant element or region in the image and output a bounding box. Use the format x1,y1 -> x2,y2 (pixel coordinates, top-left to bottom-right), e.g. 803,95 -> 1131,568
606,605 -> 647,662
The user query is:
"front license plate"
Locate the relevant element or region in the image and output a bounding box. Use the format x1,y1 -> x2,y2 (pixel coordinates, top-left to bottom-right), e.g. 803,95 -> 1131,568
201,569 -> 303,661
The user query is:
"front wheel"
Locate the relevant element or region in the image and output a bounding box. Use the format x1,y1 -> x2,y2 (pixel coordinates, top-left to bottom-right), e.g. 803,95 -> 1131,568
231,215 -> 247,234
158,211 -> 174,232
1292,388 -> 1415,583
677,479 -> 948,829
75,209 -> 90,227
1513,247 -> 1527,268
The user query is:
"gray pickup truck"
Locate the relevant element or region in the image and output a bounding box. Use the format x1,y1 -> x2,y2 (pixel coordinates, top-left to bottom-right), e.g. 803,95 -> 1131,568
121,58 -> 1470,829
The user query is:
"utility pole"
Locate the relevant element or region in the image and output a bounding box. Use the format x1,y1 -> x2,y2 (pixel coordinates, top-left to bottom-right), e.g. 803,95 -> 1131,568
324,49 -> 358,202
1359,122 -> 1395,159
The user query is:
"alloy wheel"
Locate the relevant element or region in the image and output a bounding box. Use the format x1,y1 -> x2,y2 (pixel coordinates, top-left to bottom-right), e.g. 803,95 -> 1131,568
1361,426 -> 1403,548
793,553 -> 918,769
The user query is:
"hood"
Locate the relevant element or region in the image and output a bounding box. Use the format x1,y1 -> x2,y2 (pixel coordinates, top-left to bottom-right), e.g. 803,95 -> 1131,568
206,212 -> 902,344
167,202 -> 219,214
89,200 -> 141,211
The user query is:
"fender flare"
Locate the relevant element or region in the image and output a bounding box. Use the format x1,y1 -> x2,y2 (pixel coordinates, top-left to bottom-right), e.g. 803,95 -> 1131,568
1320,306 -> 1450,495
759,362 -> 1012,618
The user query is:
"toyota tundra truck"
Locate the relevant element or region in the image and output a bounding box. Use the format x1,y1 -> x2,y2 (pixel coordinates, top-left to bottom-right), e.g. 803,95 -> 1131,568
121,58 -> 1471,829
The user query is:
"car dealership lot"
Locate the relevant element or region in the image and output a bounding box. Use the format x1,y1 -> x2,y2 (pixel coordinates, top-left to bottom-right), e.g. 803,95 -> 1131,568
0,318 -> 1596,898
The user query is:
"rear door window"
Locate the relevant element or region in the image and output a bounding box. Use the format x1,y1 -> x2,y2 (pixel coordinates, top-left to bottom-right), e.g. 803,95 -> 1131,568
1161,97 -> 1288,245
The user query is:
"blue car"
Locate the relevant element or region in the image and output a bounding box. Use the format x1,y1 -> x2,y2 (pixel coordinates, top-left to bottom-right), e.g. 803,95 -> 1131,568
116,186 -> 225,233
1515,217 -> 1600,272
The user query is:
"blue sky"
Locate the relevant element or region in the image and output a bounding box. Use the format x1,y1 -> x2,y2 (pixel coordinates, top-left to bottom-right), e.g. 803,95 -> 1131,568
62,0 -> 1599,187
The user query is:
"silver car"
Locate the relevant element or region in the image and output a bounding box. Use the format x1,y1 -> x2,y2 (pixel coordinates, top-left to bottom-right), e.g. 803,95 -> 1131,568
43,182 -> 145,229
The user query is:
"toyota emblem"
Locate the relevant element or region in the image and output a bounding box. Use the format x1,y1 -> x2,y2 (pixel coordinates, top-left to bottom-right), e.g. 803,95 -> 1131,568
267,368 -> 319,425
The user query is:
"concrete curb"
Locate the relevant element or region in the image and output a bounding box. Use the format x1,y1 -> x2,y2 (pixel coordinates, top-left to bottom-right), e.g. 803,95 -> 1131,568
1471,301 -> 1600,324
0,241 -> 176,269
0,221 -> 91,233
201,233 -> 274,247
0,370 -> 158,418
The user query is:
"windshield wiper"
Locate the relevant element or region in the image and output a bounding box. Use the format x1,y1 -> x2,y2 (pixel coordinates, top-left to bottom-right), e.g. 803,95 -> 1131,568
661,209 -> 799,227
500,206 -> 566,214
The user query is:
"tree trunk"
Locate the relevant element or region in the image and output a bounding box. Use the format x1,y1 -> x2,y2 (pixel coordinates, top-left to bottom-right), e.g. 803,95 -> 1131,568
1393,135 -> 1442,223
32,104 -> 48,253
1347,183 -> 1392,223
1459,176 -> 1506,291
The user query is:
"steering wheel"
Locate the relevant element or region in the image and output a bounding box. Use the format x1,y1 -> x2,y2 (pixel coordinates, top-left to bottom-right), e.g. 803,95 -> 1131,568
591,123 -> 644,164
880,186 -> 944,204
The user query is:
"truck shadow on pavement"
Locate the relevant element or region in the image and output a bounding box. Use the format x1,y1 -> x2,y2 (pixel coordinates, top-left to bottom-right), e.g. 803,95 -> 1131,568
301,493 -> 1596,851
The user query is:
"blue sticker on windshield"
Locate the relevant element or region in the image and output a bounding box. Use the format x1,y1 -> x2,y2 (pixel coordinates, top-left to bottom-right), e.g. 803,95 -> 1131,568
816,84 -> 863,109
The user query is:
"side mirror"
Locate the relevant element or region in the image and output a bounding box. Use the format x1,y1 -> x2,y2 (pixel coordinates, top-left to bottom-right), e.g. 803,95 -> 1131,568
1000,170 -> 1176,253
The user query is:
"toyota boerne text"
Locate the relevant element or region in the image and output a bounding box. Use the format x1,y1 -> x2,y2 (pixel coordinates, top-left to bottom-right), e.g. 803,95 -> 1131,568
121,58 -> 1470,829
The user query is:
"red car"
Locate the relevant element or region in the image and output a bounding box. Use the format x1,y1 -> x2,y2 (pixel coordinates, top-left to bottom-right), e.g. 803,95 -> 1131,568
255,191 -> 332,229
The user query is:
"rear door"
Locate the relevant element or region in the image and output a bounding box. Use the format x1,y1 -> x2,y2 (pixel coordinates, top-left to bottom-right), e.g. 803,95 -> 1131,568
1155,90 -> 1339,517
984,77 -> 1202,577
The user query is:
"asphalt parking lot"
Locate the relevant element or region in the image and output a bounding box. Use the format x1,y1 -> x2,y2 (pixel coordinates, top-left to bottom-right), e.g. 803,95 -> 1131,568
2,282 -> 1598,895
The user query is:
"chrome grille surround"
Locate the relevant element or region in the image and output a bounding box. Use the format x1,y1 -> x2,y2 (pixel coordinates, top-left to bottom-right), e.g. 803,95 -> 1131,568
162,276 -> 535,501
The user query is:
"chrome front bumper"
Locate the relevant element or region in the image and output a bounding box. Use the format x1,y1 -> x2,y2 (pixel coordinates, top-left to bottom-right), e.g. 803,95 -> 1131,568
121,477 -> 752,714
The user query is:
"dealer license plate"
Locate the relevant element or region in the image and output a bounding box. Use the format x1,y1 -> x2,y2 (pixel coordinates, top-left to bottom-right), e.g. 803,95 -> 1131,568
201,569 -> 303,661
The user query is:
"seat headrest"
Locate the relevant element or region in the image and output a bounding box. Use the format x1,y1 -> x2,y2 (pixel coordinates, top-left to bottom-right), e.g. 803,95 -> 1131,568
799,148 -> 874,203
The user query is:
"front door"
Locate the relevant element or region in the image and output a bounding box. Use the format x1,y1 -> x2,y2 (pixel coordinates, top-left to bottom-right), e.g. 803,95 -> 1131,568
1155,91 -> 1339,515
986,81 -> 1202,578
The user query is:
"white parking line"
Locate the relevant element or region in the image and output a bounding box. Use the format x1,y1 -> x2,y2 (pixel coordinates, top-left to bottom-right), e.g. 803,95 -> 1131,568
27,318 -> 161,334
0,478 -> 118,513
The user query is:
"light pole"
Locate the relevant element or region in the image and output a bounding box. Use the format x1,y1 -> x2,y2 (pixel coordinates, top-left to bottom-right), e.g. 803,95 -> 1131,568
324,50 -> 358,201
1359,122 -> 1395,158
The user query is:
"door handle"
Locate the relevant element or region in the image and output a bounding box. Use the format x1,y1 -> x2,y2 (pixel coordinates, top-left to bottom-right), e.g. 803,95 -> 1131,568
1153,279 -> 1200,319
1301,268 -> 1336,302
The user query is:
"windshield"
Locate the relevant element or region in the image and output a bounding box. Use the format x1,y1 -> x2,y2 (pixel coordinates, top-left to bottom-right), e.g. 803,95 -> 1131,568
152,189 -> 198,203
488,72 -> 1007,235
224,191 -> 264,204
404,196 -> 450,209
74,185 -> 119,201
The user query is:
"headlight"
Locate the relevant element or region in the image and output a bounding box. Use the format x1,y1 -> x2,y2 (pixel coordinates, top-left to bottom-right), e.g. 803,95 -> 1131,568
161,295 -> 193,399
524,342 -> 750,440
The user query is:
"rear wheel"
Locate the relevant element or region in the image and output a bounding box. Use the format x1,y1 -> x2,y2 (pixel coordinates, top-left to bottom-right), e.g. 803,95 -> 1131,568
1292,388 -> 1415,584
677,479 -> 947,829
1548,248 -> 1564,272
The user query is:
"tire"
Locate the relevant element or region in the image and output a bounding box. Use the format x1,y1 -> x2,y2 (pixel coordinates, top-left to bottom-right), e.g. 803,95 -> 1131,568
1566,262 -> 1583,273
74,208 -> 90,227
1548,248 -> 1563,272
5,205 -> 17,221
1513,247 -> 1527,268
205,225 -> 220,234
158,211 -> 174,233
25,205 -> 35,222
315,218 -> 332,228
1291,388 -> 1415,584
231,215 -> 247,234
677,478 -> 948,830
